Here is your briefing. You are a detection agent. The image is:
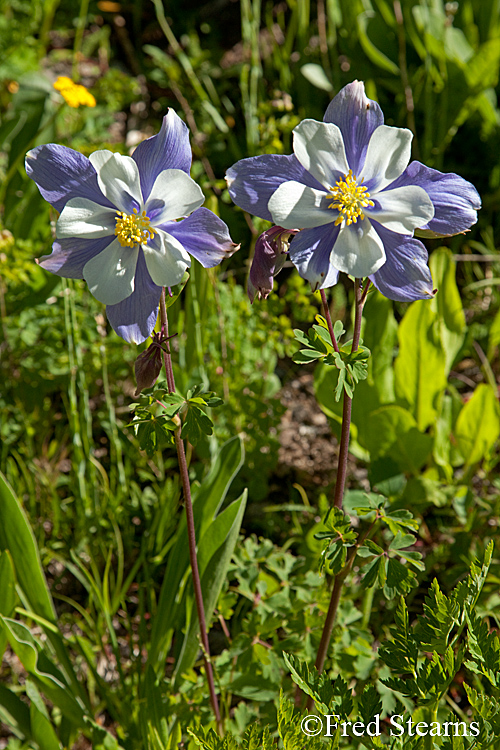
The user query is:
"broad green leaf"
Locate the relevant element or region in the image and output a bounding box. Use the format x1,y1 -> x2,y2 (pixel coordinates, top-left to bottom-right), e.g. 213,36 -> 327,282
362,290 -> 397,404
0,683 -> 31,739
454,384 -> 500,467
394,300 -> 447,430
487,305 -> 500,360
0,617 -> 85,726
148,437 -> 243,669
26,680 -> 62,750
361,405 -> 433,473
181,404 -> 214,445
430,247 -> 466,373
0,472 -> 55,622
173,491 -> 247,683
0,551 -> 16,661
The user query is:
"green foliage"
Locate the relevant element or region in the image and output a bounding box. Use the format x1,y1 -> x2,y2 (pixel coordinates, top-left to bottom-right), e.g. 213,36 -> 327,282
2,0 -> 500,747
131,383 -> 224,455
315,507 -> 357,575
293,315 -> 370,400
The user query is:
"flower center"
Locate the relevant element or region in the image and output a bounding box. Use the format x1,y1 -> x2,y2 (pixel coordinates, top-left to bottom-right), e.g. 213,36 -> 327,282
114,209 -> 156,248
328,169 -> 374,226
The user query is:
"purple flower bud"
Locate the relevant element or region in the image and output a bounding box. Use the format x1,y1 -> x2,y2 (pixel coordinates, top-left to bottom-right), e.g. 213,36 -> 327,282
134,333 -> 164,396
248,226 -> 297,303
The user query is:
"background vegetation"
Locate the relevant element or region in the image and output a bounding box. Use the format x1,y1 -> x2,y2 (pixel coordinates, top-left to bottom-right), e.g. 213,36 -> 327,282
1,0 -> 500,748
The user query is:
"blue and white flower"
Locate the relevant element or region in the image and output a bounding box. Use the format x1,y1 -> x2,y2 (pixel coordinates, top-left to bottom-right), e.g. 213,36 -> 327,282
26,110 -> 238,343
226,81 -> 481,301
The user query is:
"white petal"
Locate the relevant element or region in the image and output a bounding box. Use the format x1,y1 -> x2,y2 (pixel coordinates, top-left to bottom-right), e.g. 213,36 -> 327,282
268,181 -> 334,229
360,125 -> 413,191
293,120 -> 349,187
142,228 -> 191,287
330,218 -> 386,277
366,185 -> 434,233
56,197 -> 116,239
89,150 -> 143,212
146,169 -> 204,224
83,238 -> 138,305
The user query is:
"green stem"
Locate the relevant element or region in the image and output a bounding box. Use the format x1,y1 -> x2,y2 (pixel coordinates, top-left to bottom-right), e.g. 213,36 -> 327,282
73,0 -> 90,78
158,289 -> 222,734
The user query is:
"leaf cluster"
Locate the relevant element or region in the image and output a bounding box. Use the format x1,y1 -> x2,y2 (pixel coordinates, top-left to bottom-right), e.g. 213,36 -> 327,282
292,316 -> 370,400
314,493 -> 423,598
380,543 -> 495,705
130,383 -> 223,455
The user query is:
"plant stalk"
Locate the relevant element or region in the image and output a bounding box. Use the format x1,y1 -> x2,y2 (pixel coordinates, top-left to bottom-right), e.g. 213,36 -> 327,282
307,280 -> 368,696
158,289 -> 222,733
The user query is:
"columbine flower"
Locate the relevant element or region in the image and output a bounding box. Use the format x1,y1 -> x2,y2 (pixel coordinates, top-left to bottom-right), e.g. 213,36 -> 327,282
26,109 -> 238,343
53,76 -> 96,108
247,226 -> 296,302
226,81 -> 481,301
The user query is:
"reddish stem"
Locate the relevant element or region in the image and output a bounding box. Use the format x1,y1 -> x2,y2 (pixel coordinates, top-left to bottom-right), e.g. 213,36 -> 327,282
305,280 -> 367,699
158,288 -> 222,733
319,288 -> 340,353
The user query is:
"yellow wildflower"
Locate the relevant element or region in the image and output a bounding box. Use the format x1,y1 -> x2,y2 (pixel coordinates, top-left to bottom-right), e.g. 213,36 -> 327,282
53,76 -> 96,108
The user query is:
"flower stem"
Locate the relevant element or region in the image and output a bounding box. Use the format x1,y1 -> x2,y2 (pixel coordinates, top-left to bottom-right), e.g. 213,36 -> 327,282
158,288 -> 222,733
313,279 -> 367,674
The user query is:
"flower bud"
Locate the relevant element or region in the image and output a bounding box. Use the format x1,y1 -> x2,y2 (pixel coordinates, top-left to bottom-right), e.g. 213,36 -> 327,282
247,226 -> 296,303
134,336 -> 163,396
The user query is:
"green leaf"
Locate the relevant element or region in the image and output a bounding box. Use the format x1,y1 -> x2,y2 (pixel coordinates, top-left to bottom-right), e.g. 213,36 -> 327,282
362,290 -> 398,404
278,692 -> 326,750
361,405 -> 433,473
465,38 -> 500,89
379,598 -> 419,674
357,684 -> 382,725
394,301 -> 447,431
363,539 -> 384,556
382,508 -> 419,535
181,404 -> 214,445
0,550 -> 17,661
360,557 -> 384,589
164,273 -> 189,308
454,384 -> 500,467
0,683 -> 31,740
292,328 -> 310,346
384,558 -> 417,598
389,532 -> 417,551
26,680 -> 62,750
300,63 -> 333,91
0,617 -> 85,726
292,349 -> 325,364
465,612 -> 500,687
429,247 -> 466,373
0,472 -> 55,622
414,579 -> 459,655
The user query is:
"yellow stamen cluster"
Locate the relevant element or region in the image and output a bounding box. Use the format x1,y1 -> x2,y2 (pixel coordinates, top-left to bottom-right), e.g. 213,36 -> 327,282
328,169 -> 374,226
115,209 -> 156,248
53,76 -> 96,108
